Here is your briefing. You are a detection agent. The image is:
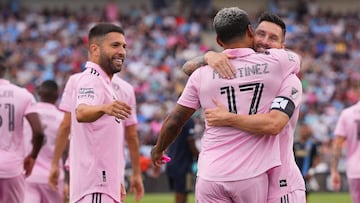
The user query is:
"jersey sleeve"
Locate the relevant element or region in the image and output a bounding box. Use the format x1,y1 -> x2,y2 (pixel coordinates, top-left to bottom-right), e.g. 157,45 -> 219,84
268,48 -> 301,76
123,85 -> 138,127
23,89 -> 37,115
334,110 -> 348,138
177,68 -> 201,110
75,73 -> 104,108
59,74 -> 77,112
270,74 -> 302,118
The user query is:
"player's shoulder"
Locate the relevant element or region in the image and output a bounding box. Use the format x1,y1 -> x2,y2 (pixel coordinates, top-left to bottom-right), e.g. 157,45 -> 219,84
112,74 -> 134,90
266,48 -> 301,62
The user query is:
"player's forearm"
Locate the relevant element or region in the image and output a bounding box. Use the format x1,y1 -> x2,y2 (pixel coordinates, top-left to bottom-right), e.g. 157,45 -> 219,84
26,113 -> 45,159
155,105 -> 195,152
125,125 -> 141,176
76,104 -> 105,122
331,137 -> 344,173
30,132 -> 44,159
227,111 -> 289,136
52,123 -> 70,166
182,55 -> 206,76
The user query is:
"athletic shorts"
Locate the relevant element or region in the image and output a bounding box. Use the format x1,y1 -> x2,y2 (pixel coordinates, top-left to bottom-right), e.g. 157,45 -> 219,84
267,190 -> 306,203
348,178 -> 360,203
0,174 -> 25,203
24,181 -> 64,203
195,173 -> 268,203
168,172 -> 194,193
76,193 -> 119,203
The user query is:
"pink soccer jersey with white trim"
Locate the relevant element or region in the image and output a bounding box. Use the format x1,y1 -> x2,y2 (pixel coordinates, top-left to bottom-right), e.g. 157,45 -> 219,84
69,62 -> 124,202
178,48 -> 300,181
334,102 -> 360,178
25,102 -> 65,184
59,72 -> 82,113
112,74 -> 138,175
267,74 -> 306,199
0,79 -> 37,178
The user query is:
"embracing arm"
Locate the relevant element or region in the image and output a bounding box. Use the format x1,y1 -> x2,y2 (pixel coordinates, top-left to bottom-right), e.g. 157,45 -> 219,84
182,51 -> 236,78
151,104 -> 196,166
205,99 -> 289,136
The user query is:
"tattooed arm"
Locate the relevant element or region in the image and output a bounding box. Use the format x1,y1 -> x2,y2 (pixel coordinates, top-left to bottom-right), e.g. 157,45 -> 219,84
151,104 -> 196,167
182,51 -> 236,78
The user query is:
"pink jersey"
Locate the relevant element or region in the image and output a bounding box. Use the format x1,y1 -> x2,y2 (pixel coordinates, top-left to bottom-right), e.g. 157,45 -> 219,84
0,79 -> 37,178
70,62 -> 125,202
59,72 -> 83,113
178,48 -> 300,181
334,102 -> 360,179
267,74 -> 305,200
112,74 -> 138,178
25,102 -> 64,184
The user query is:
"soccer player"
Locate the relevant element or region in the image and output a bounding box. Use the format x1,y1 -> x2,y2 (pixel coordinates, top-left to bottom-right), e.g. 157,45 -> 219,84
69,23 -> 132,203
182,12 -> 306,203
151,7 -> 300,202
0,54 -> 44,203
165,117 -> 199,203
24,80 -> 65,203
331,76 -> 360,203
48,72 -> 145,202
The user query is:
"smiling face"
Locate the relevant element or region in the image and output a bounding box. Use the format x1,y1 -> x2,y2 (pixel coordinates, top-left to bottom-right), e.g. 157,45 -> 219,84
254,21 -> 285,51
90,31 -> 126,77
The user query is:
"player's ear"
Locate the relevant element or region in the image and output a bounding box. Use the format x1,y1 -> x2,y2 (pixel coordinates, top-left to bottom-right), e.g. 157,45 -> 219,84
247,24 -> 254,38
216,36 -> 224,48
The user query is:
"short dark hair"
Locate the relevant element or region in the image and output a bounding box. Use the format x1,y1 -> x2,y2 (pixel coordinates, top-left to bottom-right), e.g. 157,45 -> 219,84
0,54 -> 7,76
88,23 -> 125,44
37,80 -> 59,103
213,7 -> 251,44
257,12 -> 286,41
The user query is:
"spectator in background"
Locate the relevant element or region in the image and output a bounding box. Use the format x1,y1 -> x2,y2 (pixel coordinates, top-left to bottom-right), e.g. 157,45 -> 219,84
24,80 -> 65,203
0,54 -> 44,203
165,117 -> 199,203
331,76 -> 360,203
294,123 -> 319,197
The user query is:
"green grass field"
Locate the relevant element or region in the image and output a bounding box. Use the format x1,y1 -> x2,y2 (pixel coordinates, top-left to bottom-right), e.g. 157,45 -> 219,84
124,192 -> 352,203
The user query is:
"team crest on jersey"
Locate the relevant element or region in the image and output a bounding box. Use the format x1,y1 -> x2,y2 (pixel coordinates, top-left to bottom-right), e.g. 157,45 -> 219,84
291,87 -> 299,99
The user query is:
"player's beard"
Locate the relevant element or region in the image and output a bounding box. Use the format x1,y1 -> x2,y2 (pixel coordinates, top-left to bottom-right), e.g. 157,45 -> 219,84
99,54 -> 123,75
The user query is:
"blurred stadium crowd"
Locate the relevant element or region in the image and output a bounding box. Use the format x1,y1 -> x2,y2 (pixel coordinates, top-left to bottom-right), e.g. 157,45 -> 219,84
1,0 -> 360,192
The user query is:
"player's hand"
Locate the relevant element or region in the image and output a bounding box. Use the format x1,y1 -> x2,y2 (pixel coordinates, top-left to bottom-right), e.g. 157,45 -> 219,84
48,164 -> 60,191
331,171 -> 341,191
23,155 -> 35,177
105,100 -> 131,119
150,146 -> 166,167
205,98 -> 232,126
205,51 -> 236,79
129,174 -> 144,202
